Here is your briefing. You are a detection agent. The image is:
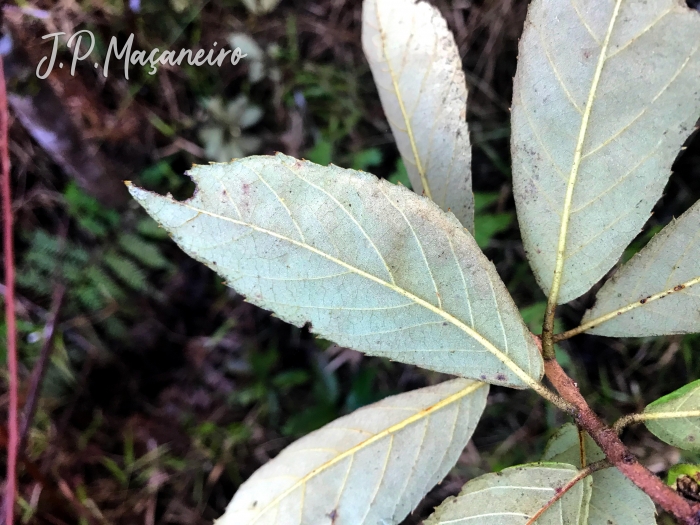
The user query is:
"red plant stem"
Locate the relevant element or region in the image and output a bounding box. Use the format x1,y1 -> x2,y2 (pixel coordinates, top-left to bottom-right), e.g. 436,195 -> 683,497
524,460 -> 610,525
544,358 -> 700,524
0,56 -> 17,525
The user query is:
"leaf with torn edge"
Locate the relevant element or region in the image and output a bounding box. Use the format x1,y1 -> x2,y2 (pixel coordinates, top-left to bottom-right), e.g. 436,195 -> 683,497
511,0 -> 700,303
543,423 -> 655,525
362,0 -> 473,231
425,463 -> 592,525
644,380 -> 700,452
128,154 -> 543,388
582,200 -> 700,337
216,379 -> 488,525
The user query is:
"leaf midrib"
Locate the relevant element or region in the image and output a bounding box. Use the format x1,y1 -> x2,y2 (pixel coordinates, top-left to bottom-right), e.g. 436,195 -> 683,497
548,0 -> 623,304
373,0 -> 433,200
167,198 -> 541,388
578,275 -> 700,335
248,381 -> 485,522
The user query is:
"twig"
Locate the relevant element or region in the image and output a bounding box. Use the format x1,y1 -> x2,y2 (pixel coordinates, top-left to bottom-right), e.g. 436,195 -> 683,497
613,410 -> 700,436
524,460 -> 610,525
18,284 -> 65,451
0,55 -> 18,525
544,358 -> 700,524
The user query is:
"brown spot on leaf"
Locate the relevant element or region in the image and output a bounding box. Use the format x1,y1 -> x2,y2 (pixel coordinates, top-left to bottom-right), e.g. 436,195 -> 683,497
674,284 -> 686,292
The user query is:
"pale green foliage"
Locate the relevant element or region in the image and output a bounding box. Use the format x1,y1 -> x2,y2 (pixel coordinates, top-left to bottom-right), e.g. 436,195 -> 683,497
362,0 -> 473,231
128,155 -> 542,388
425,463 -> 592,525
127,0 -> 700,522
511,0 -> 700,303
543,424 -> 655,525
583,201 -> 700,336
217,379 -> 487,525
644,380 -> 700,451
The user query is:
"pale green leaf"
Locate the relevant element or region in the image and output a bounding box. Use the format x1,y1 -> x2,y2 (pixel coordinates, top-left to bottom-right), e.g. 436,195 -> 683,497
362,0 -> 473,231
216,379 -> 488,525
128,154 -> 543,388
512,0 -> 700,303
644,379 -> 700,451
543,423 -> 655,525
425,463 -> 592,525
582,201 -> 700,337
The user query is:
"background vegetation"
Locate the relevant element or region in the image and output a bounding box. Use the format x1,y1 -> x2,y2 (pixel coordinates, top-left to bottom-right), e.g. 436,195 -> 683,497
1,0 -> 700,523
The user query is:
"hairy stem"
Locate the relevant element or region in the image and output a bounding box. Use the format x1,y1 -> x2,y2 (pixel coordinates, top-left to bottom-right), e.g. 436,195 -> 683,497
524,460 -> 610,525
544,358 -> 700,524
613,410 -> 700,435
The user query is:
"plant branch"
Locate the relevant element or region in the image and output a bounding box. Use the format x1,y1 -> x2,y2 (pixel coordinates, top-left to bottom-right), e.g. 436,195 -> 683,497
524,460 -> 610,525
0,56 -> 18,525
541,302 -> 557,360
18,284 -> 65,452
553,276 -> 700,342
544,358 -> 700,524
613,410 -> 700,435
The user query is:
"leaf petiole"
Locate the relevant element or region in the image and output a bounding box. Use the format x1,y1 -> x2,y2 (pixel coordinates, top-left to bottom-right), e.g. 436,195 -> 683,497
613,410 -> 700,435
524,460 -> 611,525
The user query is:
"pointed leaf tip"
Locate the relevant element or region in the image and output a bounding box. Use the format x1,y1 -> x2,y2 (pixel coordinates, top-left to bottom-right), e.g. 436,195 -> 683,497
362,0 -> 474,231
127,154 -> 542,388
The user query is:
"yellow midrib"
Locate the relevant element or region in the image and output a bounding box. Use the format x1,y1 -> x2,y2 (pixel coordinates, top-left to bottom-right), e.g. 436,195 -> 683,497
578,275 -> 700,335
247,381 -> 485,522
645,409 -> 700,421
547,0 -> 623,306
374,1 -> 433,200
164,200 -> 539,390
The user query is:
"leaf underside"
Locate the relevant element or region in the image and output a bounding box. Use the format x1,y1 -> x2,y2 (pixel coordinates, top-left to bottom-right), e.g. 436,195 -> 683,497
543,423 -> 655,525
583,200 -> 700,336
128,154 -> 542,388
512,0 -> 700,303
362,0 -> 474,231
645,379 -> 700,452
425,463 -> 592,525
216,379 -> 488,525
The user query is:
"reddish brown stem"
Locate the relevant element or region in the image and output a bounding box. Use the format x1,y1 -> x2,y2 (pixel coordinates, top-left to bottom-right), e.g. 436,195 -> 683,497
525,459 -> 610,525
0,57 -> 17,525
544,358 -> 700,524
